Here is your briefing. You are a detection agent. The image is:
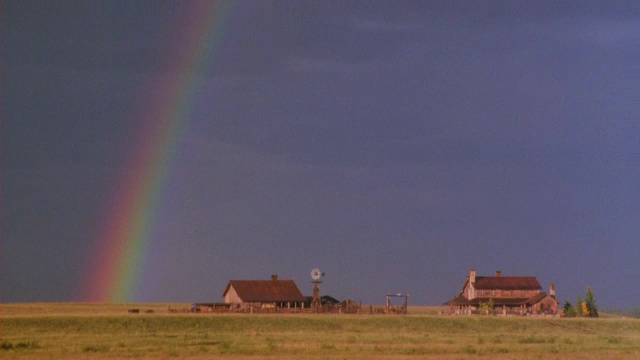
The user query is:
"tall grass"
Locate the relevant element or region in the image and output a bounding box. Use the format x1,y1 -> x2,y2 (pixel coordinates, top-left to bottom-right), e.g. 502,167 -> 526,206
1,303 -> 640,359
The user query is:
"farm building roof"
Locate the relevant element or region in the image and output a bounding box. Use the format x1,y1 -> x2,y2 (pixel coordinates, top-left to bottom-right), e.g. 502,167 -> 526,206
223,280 -> 305,303
473,276 -> 542,290
526,292 -> 556,304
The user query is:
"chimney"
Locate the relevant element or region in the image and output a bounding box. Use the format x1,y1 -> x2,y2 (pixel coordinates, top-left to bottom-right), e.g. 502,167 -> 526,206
550,283 -> 556,297
495,270 -> 502,277
271,274 -> 278,281
470,269 -> 476,284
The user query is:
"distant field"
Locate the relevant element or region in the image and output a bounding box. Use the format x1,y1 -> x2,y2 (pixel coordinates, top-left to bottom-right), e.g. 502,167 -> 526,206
2,303 -> 639,359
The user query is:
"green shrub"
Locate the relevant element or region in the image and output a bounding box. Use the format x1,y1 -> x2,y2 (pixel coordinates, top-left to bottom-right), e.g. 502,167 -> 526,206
15,341 -> 39,349
563,301 -> 577,317
82,345 -> 109,353
1,341 -> 39,350
218,340 -> 232,353
491,347 -> 509,353
519,336 -> 553,344
607,337 -> 622,344
461,344 -> 476,354
320,343 -> 336,350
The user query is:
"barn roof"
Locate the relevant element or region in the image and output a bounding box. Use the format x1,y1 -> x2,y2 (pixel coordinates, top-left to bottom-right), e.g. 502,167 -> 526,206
223,280 -> 305,302
473,276 -> 542,290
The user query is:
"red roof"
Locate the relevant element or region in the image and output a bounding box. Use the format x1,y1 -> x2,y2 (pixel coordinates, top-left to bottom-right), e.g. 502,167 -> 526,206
223,280 -> 305,302
473,276 -> 541,290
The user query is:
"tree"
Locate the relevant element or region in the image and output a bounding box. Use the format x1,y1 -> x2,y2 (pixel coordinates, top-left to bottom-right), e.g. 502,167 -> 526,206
629,307 -> 640,318
480,301 -> 489,316
576,295 -> 584,317
563,301 -> 576,317
585,287 -> 599,318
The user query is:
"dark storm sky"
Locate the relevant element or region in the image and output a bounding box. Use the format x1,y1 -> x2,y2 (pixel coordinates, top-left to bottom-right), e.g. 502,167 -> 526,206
2,1 -> 639,308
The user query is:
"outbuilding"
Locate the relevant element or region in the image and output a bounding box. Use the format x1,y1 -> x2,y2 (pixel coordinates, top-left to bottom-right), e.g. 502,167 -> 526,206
222,275 -> 306,309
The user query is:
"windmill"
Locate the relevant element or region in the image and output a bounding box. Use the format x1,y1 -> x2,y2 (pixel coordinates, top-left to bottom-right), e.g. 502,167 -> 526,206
310,268 -> 325,312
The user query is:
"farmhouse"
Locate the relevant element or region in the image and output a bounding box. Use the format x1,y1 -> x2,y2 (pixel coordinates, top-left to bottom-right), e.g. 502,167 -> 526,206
222,275 -> 306,309
445,269 -> 559,316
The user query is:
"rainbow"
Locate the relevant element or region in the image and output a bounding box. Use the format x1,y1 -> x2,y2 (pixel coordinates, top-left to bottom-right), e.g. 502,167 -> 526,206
82,1 -> 233,302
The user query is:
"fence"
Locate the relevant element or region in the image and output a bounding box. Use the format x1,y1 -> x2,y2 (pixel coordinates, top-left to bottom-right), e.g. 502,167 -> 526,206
169,302 -> 408,315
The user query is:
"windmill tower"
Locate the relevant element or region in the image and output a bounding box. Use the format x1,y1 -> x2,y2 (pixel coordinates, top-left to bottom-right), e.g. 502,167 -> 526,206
310,268 -> 325,312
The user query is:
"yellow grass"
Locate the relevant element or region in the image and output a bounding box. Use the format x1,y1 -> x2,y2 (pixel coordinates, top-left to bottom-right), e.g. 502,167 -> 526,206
1,303 -> 639,359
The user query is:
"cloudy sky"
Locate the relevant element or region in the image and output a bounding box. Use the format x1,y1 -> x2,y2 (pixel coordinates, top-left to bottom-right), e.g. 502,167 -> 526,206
3,1 -> 638,308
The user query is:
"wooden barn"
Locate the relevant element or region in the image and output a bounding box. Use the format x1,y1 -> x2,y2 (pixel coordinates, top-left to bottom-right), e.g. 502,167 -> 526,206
222,275 -> 306,309
445,269 -> 559,316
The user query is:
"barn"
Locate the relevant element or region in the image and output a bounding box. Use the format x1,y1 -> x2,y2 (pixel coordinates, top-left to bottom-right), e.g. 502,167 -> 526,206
222,275 -> 306,309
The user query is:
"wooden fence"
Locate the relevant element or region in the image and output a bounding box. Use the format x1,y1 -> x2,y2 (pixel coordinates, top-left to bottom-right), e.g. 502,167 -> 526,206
169,303 -> 408,315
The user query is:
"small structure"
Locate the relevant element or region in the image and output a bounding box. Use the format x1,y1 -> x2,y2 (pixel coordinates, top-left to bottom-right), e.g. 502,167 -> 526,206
310,268 -> 325,312
445,269 -> 559,316
386,293 -> 408,314
190,303 -> 232,312
222,275 -> 305,310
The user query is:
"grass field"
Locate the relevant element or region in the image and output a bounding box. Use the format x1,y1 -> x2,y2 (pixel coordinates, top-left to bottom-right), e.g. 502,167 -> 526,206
2,303 -> 640,359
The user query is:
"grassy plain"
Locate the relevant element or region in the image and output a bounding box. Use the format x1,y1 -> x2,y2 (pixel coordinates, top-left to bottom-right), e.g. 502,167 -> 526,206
2,303 -> 640,359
